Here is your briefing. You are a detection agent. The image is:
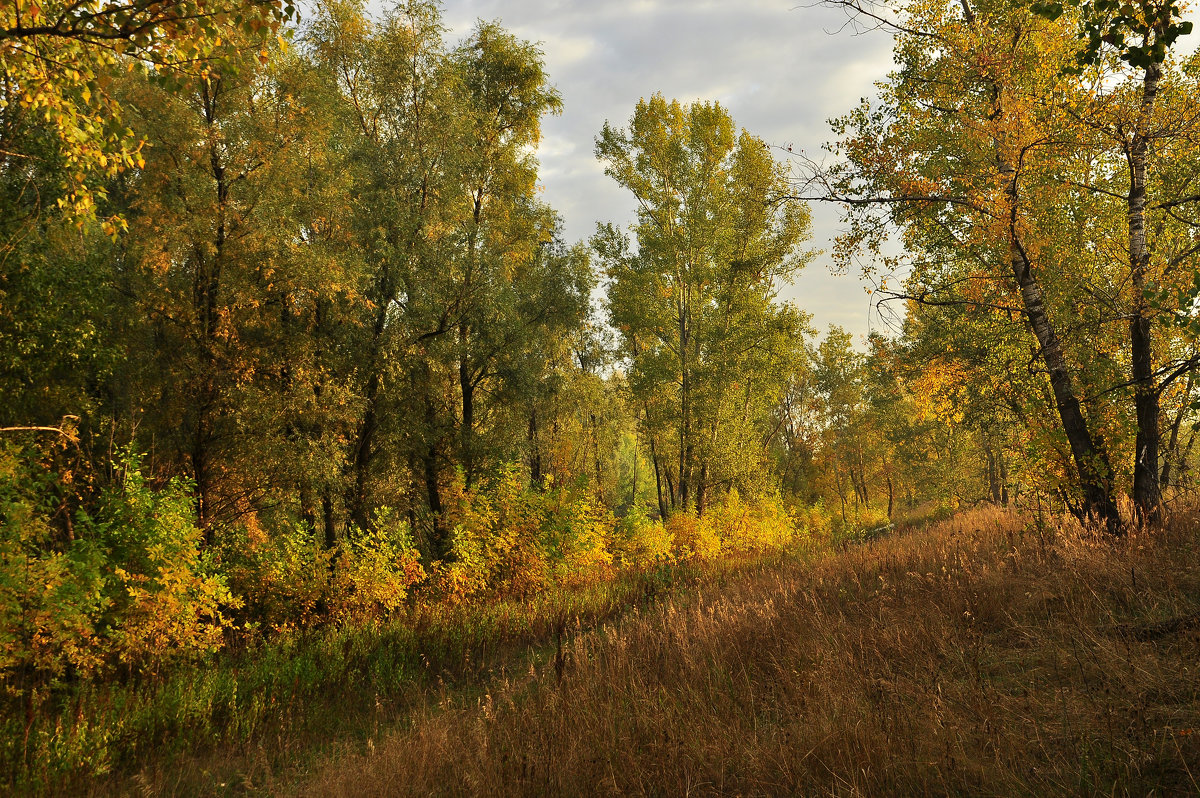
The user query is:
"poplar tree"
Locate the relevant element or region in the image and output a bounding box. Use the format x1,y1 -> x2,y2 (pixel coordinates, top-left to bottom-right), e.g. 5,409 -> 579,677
595,96 -> 811,516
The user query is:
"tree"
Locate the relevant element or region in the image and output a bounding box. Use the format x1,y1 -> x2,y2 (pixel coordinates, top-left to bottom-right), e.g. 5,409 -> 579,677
109,35 -> 349,534
595,95 -> 812,516
445,20 -> 570,490
813,0 -> 1200,532
306,0 -> 463,542
1031,0 -> 1200,523
306,1 -> 581,558
1,0 -> 288,223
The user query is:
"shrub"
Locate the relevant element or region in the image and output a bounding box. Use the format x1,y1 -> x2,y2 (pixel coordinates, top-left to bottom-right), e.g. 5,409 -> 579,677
438,465 -> 547,601
611,506 -> 672,569
219,522 -> 333,633
221,508 -> 425,631
667,510 -> 721,560
0,446 -> 237,689
791,500 -> 831,538
541,491 -> 613,584
329,509 -> 425,623
693,489 -> 800,555
439,466 -> 624,601
828,505 -> 892,545
91,461 -> 238,675
0,444 -> 107,686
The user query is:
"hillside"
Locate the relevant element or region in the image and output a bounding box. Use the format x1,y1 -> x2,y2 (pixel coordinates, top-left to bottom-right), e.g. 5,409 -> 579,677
282,507 -> 1200,795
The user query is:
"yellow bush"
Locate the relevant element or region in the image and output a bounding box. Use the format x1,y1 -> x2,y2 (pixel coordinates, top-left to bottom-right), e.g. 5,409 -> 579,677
99,464 -> 239,674
440,466 -> 549,601
792,500 -> 831,538
701,489 -> 753,552
546,495 -> 613,583
612,507 -> 672,568
693,490 -> 800,554
222,523 -> 334,633
668,510 -> 721,560
1,447 -> 238,684
328,510 -> 425,623
439,465 -> 620,600
747,492 -> 800,550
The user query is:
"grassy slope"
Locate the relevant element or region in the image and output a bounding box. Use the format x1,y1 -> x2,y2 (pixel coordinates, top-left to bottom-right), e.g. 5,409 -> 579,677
108,556 -> 790,795
299,507 -> 1200,797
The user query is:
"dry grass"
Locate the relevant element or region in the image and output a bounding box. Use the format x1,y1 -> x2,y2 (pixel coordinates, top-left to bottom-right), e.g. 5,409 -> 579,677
299,507 -> 1200,797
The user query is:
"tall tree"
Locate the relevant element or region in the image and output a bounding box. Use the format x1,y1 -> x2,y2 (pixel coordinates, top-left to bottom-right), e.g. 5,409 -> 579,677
109,36 -> 344,532
1032,0 -> 1199,523
595,95 -> 811,515
306,1 -> 581,557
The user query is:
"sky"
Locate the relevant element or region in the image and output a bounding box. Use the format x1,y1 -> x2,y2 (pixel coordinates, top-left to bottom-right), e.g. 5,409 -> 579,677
436,0 -> 898,343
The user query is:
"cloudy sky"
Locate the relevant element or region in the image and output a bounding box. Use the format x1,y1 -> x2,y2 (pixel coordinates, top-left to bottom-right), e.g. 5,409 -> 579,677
436,0 -> 898,342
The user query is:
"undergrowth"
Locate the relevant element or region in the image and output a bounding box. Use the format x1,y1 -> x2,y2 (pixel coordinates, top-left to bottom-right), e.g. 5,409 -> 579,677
3,546 -> 807,795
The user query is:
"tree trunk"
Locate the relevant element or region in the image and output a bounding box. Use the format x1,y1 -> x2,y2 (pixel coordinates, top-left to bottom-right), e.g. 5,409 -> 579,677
833,464 -> 848,523
191,80 -> 229,538
322,487 -> 337,551
589,412 -> 606,504
191,410 -> 214,537
528,409 -> 542,488
349,371 -> 380,532
999,456 -> 1009,506
347,284 -> 391,532
678,292 -> 692,513
1128,60 -> 1164,525
986,446 -> 1003,505
423,446 -> 446,559
649,433 -> 667,520
1010,238 -> 1120,533
855,448 -> 869,506
1001,156 -> 1121,534
1161,372 -> 1194,489
664,465 -> 677,513
422,378 -> 448,561
460,349 -> 476,489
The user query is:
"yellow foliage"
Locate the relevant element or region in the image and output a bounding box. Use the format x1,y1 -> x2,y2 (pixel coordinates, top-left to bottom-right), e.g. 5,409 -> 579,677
611,508 -> 673,568
327,517 -> 425,624
667,511 -> 721,560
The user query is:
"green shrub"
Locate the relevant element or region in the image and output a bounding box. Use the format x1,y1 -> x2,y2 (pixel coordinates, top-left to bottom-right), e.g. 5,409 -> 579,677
0,445 -> 237,689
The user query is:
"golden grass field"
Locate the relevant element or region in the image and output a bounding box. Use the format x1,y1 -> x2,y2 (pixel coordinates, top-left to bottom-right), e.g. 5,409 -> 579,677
277,507 -> 1200,796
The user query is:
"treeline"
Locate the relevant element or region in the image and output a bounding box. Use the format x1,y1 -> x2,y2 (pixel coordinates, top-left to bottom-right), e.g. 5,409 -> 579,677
813,0 -> 1200,531
5,1 -> 594,558
0,0 -> 825,697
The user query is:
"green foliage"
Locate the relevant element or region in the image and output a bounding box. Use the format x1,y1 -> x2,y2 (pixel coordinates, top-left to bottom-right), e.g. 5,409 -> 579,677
0,446 -> 236,690
827,506 -> 894,546
219,509 -> 424,633
1,0 -> 289,223
219,522 -> 334,633
437,465 -> 614,601
1030,0 -> 1192,69
0,443 -> 107,685
595,95 -> 812,515
88,456 -> 237,675
8,0 -> 1200,789
335,510 -> 425,622
610,506 -> 673,568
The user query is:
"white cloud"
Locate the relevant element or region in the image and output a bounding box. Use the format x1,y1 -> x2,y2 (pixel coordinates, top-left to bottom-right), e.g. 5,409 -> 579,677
435,0 -> 896,341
